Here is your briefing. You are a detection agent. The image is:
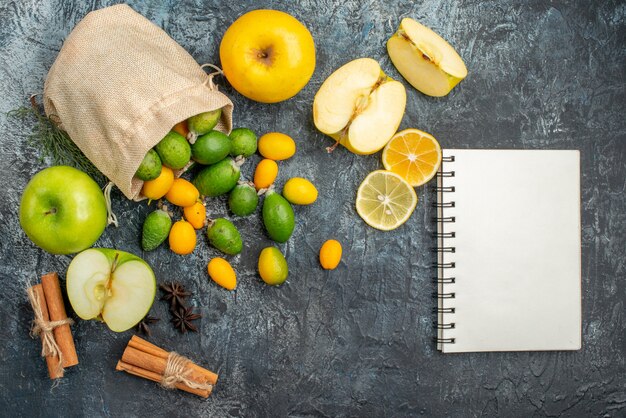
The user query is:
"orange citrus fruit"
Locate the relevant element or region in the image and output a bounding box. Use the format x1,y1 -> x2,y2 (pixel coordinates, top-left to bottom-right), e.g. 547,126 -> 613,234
183,201 -> 206,229
254,159 -> 279,190
172,120 -> 189,138
258,132 -> 296,160
319,239 -> 342,270
207,257 -> 237,290
382,128 -> 442,187
165,178 -> 199,207
168,220 -> 196,255
141,166 -> 174,201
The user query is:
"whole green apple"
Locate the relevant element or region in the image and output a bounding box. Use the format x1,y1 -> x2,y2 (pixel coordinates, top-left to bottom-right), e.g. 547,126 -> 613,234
19,166 -> 107,254
66,248 -> 156,332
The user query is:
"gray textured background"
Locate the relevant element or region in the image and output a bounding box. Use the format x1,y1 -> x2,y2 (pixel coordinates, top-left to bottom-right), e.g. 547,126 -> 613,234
1,0 -> 625,416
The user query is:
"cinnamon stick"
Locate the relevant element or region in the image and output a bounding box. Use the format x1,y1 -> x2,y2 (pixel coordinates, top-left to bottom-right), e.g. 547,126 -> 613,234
29,284 -> 63,379
118,336 -> 218,397
116,360 -> 209,398
40,273 -> 78,367
122,345 -> 215,391
129,335 -> 218,384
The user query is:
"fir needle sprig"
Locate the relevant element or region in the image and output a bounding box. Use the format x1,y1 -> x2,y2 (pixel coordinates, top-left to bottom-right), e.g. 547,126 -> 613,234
8,97 -> 105,184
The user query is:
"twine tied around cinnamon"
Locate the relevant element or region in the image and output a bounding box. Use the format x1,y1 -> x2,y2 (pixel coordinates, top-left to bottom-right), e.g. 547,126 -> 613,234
26,286 -> 74,375
160,352 -> 214,392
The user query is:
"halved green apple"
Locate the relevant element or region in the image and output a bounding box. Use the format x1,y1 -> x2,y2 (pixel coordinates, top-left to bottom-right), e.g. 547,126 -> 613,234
313,58 -> 406,155
387,18 -> 467,97
66,248 -> 156,332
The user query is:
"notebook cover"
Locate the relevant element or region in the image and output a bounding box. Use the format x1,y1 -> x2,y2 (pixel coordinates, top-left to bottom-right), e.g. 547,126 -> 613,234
436,149 -> 581,353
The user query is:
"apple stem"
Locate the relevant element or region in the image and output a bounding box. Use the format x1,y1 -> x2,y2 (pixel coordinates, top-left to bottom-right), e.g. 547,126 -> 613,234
44,207 -> 57,216
326,141 -> 339,153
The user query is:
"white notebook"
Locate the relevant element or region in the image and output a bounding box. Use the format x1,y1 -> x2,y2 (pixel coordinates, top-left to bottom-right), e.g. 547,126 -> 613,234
435,149 -> 581,353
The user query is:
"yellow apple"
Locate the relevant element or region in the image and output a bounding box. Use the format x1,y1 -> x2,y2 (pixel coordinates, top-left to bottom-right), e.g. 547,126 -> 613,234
313,58 -> 406,155
219,10 -> 315,103
387,18 -> 467,97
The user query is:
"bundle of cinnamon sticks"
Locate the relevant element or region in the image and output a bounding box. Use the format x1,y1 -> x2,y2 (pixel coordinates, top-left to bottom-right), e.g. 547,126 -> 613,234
116,335 -> 218,398
27,272 -> 78,379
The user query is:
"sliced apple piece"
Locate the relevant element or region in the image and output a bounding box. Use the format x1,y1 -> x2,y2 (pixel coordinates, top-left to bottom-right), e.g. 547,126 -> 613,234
387,18 -> 467,97
346,81 -> 406,154
65,249 -> 110,320
66,248 -> 156,332
102,260 -> 156,332
313,58 -> 406,155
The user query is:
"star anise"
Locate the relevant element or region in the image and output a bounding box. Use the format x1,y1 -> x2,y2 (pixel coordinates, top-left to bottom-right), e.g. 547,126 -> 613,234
171,306 -> 201,333
160,282 -> 192,311
136,315 -> 160,336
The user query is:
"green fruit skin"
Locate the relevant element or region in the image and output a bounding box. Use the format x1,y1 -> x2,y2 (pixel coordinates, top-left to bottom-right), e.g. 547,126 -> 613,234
206,218 -> 242,255
97,248 -> 154,270
188,109 -> 222,135
262,191 -> 295,243
229,184 -> 259,216
191,131 -> 232,165
19,166 -> 107,255
142,210 -> 172,251
229,127 -> 258,157
155,132 -> 191,170
193,158 -> 240,197
135,149 -> 162,181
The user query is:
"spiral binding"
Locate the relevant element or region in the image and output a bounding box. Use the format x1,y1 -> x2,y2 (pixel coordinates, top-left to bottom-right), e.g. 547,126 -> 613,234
433,292 -> 455,299
432,307 -> 455,313
433,153 -> 456,345
433,186 -> 455,192
432,277 -> 455,284
432,216 -> 455,223
431,247 -> 455,253
431,262 -> 455,268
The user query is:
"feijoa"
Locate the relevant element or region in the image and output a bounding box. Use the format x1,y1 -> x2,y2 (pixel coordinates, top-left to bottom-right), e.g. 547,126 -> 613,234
142,209 -> 172,251
191,130 -> 232,165
206,218 -> 242,255
229,128 -> 257,157
229,183 -> 259,216
188,108 -> 222,135
193,158 -> 240,197
135,149 -> 162,181
262,189 -> 295,243
155,132 -> 191,170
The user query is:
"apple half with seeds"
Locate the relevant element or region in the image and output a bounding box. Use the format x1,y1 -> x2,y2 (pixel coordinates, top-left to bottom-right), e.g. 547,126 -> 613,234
66,248 -> 156,332
313,58 -> 406,155
387,18 -> 467,97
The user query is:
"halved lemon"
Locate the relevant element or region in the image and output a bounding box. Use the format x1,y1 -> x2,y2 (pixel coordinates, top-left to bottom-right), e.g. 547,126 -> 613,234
356,170 -> 418,231
382,128 -> 442,187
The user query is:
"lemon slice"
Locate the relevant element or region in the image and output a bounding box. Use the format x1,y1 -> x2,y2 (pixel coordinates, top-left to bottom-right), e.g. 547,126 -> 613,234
382,128 -> 442,187
356,170 -> 418,231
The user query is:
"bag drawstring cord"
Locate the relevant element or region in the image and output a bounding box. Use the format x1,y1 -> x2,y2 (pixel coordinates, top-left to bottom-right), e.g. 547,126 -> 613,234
103,181 -> 119,227
200,63 -> 224,91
